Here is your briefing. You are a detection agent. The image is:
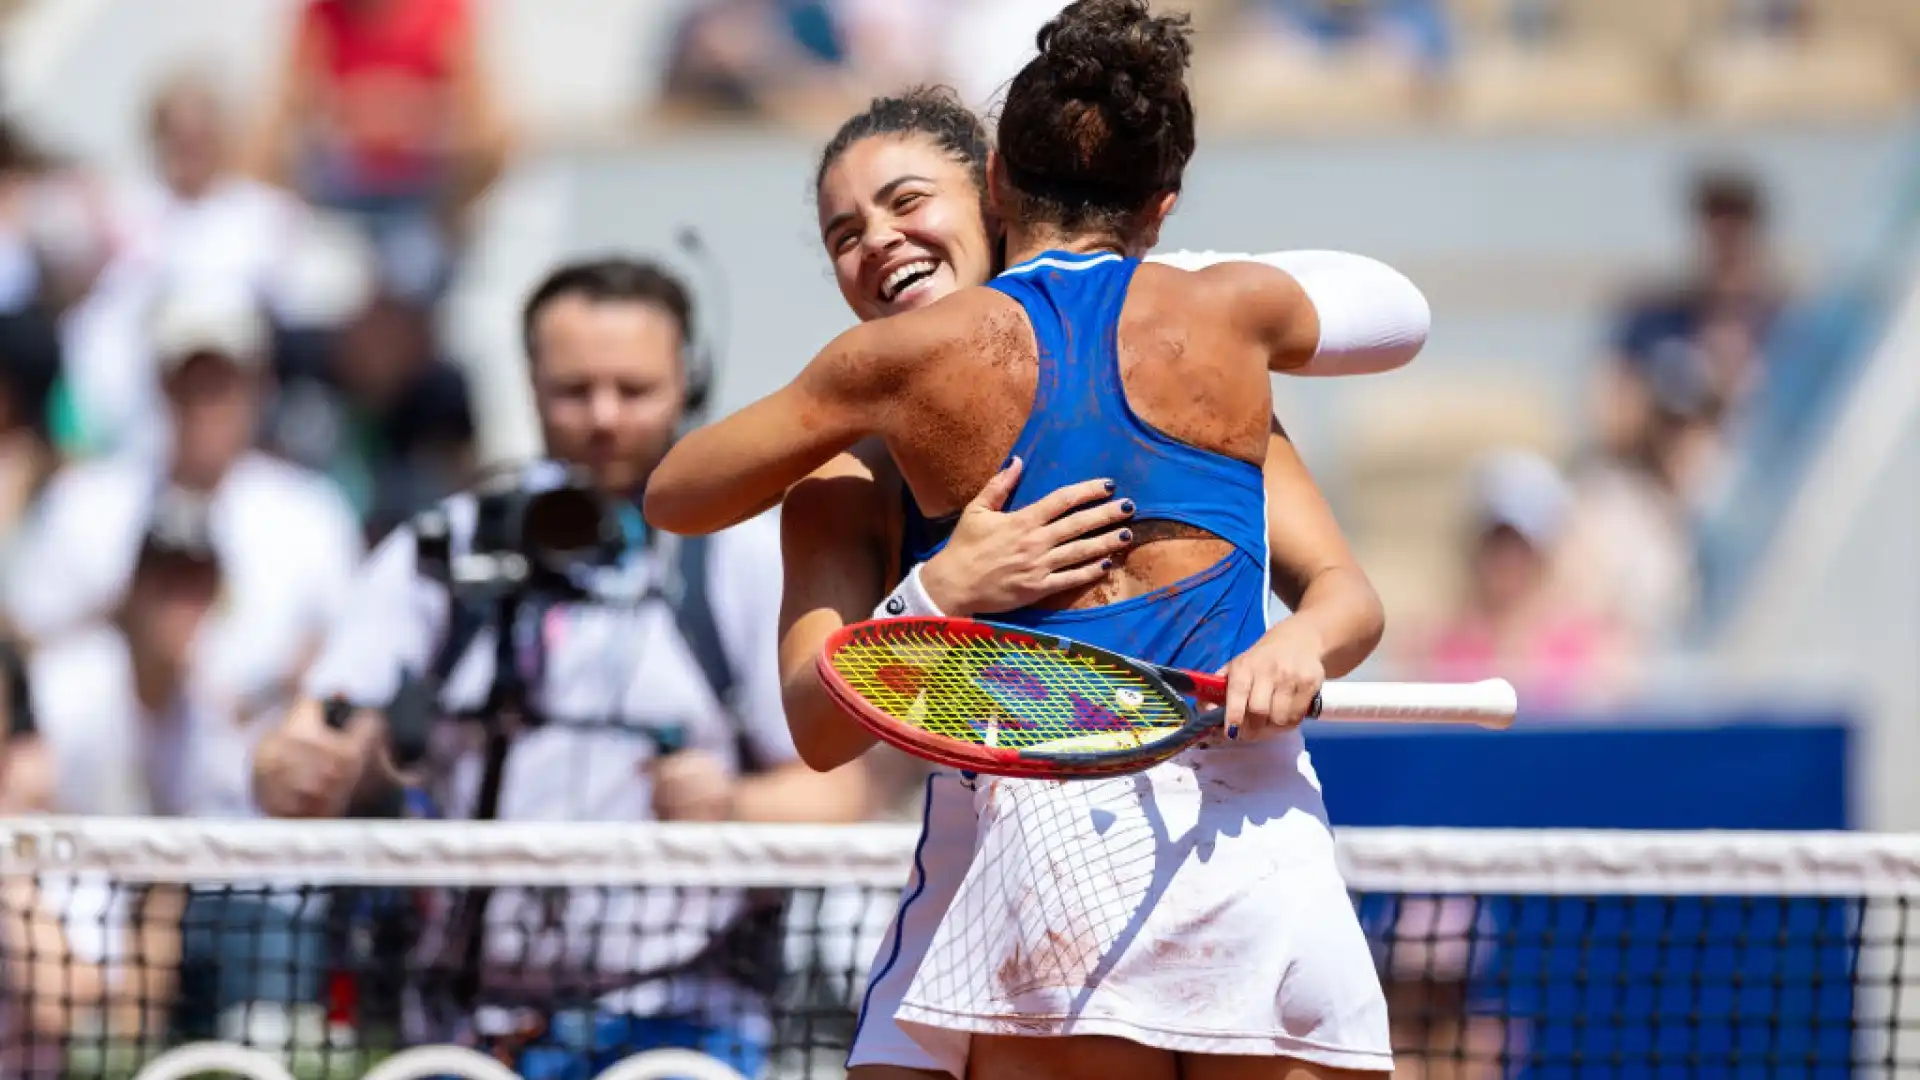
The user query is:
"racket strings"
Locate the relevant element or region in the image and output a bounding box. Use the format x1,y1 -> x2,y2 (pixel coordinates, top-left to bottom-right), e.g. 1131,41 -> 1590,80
911,775 -> 1163,1010
826,628 -> 1189,752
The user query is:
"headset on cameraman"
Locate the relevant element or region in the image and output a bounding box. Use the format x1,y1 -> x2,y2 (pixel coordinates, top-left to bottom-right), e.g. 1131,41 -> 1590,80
329,230 -> 736,762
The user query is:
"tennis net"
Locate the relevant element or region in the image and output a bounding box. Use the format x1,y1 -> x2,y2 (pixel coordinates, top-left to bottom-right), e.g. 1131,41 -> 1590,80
1,819 -> 1916,1079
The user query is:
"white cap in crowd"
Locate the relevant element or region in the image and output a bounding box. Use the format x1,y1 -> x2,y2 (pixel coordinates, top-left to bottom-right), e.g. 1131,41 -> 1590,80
1470,450 -> 1572,550
149,278 -> 270,375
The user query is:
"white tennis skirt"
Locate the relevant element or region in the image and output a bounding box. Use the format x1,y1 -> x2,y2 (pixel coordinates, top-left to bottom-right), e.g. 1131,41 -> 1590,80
847,770 -> 981,1072
895,736 -> 1394,1078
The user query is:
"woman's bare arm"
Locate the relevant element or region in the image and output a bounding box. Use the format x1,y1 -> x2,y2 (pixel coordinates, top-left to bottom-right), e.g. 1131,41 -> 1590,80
1196,259 -> 1428,377
241,11 -> 325,185
777,448 -> 893,772
646,296 -> 968,534
1216,415 -> 1385,737
1152,250 -> 1429,378
1261,416 -> 1384,678
443,5 -> 513,200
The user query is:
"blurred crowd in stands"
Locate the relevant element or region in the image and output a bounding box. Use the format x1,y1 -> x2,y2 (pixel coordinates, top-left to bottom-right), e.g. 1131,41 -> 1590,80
642,0 -> 1884,710
0,0 -> 1871,819
649,1 -> 1843,711
0,0 -> 504,822
650,0 -> 1918,129
1401,165 -> 1789,708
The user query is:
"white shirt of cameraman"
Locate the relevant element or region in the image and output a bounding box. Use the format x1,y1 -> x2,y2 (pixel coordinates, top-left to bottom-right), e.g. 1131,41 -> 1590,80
302,486 -> 797,820
294,481 -> 814,1027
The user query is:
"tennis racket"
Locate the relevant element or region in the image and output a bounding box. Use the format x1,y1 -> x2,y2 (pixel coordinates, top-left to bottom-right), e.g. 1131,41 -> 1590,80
818,617 -> 1516,779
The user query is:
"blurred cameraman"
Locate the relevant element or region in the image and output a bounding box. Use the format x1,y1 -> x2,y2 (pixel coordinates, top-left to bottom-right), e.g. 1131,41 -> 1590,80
250,256 -> 869,1076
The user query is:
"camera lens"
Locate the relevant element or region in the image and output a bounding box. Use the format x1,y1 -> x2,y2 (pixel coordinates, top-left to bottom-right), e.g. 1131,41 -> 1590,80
520,486 -> 610,571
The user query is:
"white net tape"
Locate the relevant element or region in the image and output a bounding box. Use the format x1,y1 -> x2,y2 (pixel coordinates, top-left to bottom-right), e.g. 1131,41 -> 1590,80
8,819 -> 1920,893
2,820 -> 1917,1080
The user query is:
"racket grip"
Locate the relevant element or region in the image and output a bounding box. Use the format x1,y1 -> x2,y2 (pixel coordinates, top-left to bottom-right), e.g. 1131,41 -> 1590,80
1311,678 -> 1517,728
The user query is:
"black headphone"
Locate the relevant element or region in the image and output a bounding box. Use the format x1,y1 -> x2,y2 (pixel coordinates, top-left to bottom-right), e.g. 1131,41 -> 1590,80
674,227 -> 729,424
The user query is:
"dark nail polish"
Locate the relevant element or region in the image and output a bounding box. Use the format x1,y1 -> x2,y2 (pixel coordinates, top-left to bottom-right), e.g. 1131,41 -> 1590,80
1118,529 -> 1133,543
1101,559 -> 1114,571
1120,500 -> 1136,514
1103,479 -> 1116,493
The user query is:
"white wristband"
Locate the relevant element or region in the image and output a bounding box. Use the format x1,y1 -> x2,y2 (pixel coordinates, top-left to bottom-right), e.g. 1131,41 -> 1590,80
873,563 -> 946,620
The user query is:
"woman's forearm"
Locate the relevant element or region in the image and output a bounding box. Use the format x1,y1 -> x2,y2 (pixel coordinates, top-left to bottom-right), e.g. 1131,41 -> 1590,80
648,404 -> 809,533
1284,565 -> 1386,679
647,393 -> 865,534
781,663 -> 881,773
732,757 -> 871,822
774,453 -> 896,771
649,322 -> 901,535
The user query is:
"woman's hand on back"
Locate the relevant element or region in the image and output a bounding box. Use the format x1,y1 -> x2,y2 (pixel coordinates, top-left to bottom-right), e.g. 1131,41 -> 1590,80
918,456 -> 1136,617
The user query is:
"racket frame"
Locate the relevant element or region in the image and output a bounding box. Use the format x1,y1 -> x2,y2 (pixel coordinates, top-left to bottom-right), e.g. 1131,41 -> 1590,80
818,618 -> 1299,779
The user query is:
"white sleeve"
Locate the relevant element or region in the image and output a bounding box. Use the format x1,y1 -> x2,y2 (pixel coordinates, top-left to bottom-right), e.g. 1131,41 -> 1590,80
708,514 -> 801,770
1146,248 -> 1430,376
301,525 -> 448,706
3,466 -> 144,641
289,479 -> 369,645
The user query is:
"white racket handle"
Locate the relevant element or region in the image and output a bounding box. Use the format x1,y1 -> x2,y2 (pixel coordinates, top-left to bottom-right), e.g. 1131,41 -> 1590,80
1312,678 -> 1517,728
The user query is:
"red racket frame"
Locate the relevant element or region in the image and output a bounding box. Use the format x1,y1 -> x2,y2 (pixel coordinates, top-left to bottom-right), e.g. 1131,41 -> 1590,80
816,617 -> 1319,779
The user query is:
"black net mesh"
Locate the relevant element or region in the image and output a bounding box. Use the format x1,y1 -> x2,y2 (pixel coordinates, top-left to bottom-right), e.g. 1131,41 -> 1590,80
0,821 -> 1915,1080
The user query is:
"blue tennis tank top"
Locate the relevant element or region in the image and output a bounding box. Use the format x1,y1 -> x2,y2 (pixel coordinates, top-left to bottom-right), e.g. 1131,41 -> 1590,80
901,250 -> 1270,675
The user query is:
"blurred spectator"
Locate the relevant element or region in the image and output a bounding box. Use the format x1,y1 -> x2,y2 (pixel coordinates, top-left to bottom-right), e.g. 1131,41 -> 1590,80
0,636 -> 46,814
25,499 -> 269,1052
1723,0 -> 1804,38
658,0 -> 867,127
1247,0 -> 1453,72
265,290 -> 476,540
658,0 -> 1076,124
1564,167 -> 1773,649
1557,357 -> 1711,651
0,865 -> 120,1077
0,119 -> 117,485
29,495 -> 252,818
0,769 -> 181,1068
56,71 -> 308,460
831,0 -> 1069,112
0,313 -> 60,558
6,281 -> 363,714
1369,896 -> 1515,1080
1596,167 -> 1786,461
0,124 -> 52,319
0,119 -> 121,324
1405,452 -> 1624,709
245,0 -> 512,305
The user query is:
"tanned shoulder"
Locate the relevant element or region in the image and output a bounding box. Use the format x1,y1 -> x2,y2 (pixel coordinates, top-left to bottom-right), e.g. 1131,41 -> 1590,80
1181,260 -> 1318,371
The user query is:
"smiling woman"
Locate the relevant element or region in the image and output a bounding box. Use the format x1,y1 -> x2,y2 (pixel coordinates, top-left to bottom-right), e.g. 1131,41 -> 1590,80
637,1 -> 1442,1075
815,93 -> 1000,323
654,72 -> 1432,1080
